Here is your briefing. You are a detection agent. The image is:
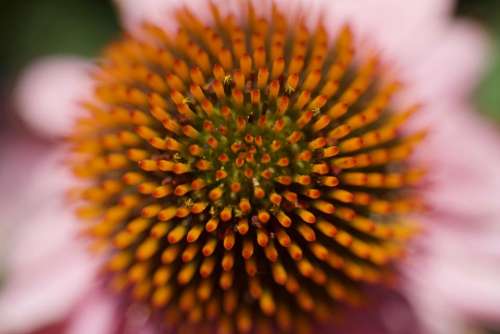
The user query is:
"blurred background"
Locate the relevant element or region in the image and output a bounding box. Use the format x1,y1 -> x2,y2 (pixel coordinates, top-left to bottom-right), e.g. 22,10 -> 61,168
0,0 -> 499,333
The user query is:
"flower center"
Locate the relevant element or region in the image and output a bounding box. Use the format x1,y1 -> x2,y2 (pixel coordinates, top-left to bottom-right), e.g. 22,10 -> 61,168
70,2 -> 424,333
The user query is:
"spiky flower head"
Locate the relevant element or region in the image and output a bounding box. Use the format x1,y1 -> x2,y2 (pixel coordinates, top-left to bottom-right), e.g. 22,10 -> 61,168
70,1 -> 424,333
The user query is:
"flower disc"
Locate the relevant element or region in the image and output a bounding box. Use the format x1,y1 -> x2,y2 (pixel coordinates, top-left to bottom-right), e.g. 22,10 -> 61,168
70,2 -> 424,333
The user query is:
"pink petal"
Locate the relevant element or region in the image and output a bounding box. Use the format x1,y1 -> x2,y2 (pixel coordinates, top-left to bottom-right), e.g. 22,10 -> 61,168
403,105 -> 500,328
318,0 -> 453,48
405,221 -> 500,331
400,21 -> 491,105
66,290 -> 117,334
405,277 -> 469,334
0,150 -> 99,333
67,293 -> 157,334
114,0 -> 188,33
15,57 -> 95,139
415,104 -> 500,220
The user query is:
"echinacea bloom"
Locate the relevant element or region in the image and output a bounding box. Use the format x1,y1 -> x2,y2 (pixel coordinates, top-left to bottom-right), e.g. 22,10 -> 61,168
0,0 -> 499,334
70,2 -> 426,333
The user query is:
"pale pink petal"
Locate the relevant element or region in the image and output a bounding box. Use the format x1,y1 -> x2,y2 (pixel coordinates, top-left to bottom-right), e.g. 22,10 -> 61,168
318,0 -> 452,47
415,104 -> 500,219
67,290 -> 117,334
403,103 -> 500,331
429,232 -> 500,322
66,296 -> 156,334
400,21 -> 491,105
15,57 -> 95,139
405,276 -> 469,334
405,221 -> 500,332
368,0 -> 453,61
0,150 -> 99,334
114,0 -> 185,33
0,247 -> 97,334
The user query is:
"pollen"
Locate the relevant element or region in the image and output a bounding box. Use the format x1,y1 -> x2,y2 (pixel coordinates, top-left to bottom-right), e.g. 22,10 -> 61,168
70,1 -> 424,333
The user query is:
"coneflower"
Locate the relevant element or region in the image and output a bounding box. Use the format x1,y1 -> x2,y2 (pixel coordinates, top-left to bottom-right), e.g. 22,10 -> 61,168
70,1 -> 424,333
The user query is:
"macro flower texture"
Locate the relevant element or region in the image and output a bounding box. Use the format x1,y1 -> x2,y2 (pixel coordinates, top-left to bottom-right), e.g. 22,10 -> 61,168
1,0 -> 500,333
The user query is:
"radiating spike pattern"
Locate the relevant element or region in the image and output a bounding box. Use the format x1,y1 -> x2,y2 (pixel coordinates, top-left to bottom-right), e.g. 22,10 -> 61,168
70,2 -> 424,333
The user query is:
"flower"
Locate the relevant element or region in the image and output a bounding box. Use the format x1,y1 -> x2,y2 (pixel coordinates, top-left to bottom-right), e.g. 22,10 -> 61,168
70,1 -> 429,332
1,0 -> 498,333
